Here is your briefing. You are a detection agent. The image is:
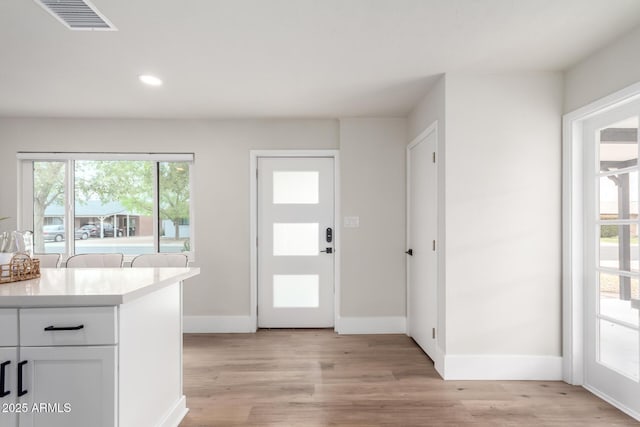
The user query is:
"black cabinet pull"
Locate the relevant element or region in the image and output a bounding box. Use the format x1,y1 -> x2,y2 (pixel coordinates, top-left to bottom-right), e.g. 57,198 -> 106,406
44,324 -> 84,331
17,361 -> 27,397
0,361 -> 10,397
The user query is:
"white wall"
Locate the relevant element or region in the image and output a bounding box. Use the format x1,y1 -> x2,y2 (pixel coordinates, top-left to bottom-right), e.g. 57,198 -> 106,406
408,75 -> 445,142
0,118 -> 338,321
407,71 -> 563,379
338,118 -> 407,332
564,25 -> 640,113
0,117 -> 409,332
445,72 -> 563,359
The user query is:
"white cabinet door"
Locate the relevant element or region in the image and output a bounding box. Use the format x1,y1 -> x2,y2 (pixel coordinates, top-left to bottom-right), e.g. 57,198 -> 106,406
0,347 -> 18,427
18,346 -> 116,427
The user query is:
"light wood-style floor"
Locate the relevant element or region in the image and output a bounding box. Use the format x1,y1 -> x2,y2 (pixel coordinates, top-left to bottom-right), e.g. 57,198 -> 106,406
179,330 -> 636,426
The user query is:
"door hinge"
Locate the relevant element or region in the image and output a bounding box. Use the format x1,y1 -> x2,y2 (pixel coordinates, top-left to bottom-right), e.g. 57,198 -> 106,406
432,240 -> 436,251
432,328 -> 436,339
432,152 -> 436,163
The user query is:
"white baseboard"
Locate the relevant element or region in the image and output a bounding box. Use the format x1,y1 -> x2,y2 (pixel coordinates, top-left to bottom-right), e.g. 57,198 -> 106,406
158,395 -> 188,427
184,315 -> 407,334
183,315 -> 255,333
336,316 -> 406,334
443,354 -> 563,380
584,384 -> 640,422
433,346 -> 445,378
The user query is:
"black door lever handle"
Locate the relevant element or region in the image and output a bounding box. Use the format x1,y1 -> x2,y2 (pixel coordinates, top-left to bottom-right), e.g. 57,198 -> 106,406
320,248 -> 333,254
405,249 -> 413,256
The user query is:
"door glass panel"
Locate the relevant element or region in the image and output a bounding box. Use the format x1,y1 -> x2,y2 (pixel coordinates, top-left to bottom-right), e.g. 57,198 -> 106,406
599,319 -> 639,381
273,223 -> 318,256
599,172 -> 638,220
599,116 -> 639,172
273,274 -> 319,307
273,171 -> 319,204
33,161 -> 66,255
599,273 -> 639,326
588,107 -> 640,409
599,225 -> 639,272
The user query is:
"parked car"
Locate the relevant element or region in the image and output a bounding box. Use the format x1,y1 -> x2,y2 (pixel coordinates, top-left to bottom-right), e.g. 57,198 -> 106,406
79,224 -> 98,237
42,225 -> 89,242
81,223 -> 124,238
101,223 -> 124,237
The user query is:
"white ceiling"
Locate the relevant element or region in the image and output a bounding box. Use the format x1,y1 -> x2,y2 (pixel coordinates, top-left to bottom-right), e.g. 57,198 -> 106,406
1,0 -> 640,119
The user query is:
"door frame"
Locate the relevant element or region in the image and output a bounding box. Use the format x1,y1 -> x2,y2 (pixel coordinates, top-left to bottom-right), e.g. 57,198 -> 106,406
249,150 -> 341,332
563,81 -> 640,419
406,121 -> 445,374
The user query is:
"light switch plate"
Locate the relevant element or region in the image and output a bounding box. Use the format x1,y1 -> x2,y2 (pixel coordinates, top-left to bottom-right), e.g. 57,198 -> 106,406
343,216 -> 359,228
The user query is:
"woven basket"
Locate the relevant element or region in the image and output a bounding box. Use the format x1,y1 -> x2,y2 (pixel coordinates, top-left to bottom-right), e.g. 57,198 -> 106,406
0,252 -> 41,284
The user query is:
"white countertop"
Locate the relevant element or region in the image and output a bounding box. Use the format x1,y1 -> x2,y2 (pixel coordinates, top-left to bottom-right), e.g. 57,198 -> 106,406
0,267 -> 200,307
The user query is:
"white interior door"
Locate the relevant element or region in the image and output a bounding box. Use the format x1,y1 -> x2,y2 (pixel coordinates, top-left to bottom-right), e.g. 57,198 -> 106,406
584,100 -> 640,417
258,157 -> 335,328
407,130 -> 438,359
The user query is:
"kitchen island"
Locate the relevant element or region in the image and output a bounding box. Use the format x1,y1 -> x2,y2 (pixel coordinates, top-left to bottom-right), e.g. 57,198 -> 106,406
0,267 -> 199,427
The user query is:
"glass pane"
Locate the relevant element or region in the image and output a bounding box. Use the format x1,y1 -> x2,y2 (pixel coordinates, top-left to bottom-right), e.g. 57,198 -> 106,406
599,116 -> 639,172
34,161 -> 66,255
599,172 -> 638,220
599,225 -> 639,272
74,161 -> 154,255
599,273 -> 639,326
273,275 -> 319,308
273,171 -> 319,204
599,319 -> 639,381
273,223 -> 318,256
159,162 -> 191,254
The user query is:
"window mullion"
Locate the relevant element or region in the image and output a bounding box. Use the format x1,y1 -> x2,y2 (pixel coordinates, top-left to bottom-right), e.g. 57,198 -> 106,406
66,159 -> 75,258
153,162 -> 160,253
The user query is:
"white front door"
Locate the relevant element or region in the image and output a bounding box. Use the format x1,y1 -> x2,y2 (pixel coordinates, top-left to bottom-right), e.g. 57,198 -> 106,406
407,129 -> 438,358
257,157 -> 335,328
584,100 -> 640,417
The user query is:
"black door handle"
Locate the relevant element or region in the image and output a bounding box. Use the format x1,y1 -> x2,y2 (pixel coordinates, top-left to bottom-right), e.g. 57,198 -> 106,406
320,248 -> 333,254
44,324 -> 84,331
18,361 -> 27,397
405,249 -> 413,256
0,361 -> 10,397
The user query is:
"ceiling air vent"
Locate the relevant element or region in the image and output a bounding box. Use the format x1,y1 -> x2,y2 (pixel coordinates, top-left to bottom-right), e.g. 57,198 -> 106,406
35,0 -> 117,31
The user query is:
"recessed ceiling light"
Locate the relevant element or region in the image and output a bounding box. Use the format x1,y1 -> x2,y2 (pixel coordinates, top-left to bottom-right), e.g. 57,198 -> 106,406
139,75 -> 163,86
